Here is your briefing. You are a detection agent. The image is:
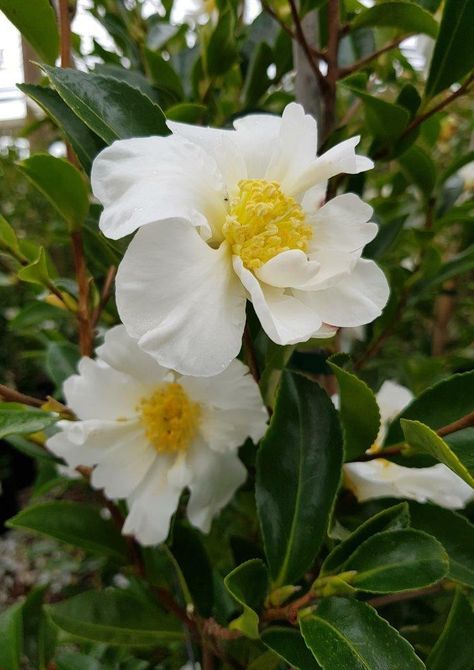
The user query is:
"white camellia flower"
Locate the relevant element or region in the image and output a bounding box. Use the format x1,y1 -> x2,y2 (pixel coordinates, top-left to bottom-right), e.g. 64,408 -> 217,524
342,381 -> 474,509
47,326 -> 268,545
91,102 -> 390,377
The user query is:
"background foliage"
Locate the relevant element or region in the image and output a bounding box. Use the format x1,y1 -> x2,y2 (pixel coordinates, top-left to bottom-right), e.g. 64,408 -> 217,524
0,0 -> 473,668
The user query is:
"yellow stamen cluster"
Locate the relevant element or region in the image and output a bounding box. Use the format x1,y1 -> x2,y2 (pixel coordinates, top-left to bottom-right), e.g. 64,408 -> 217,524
223,179 -> 312,270
138,382 -> 201,454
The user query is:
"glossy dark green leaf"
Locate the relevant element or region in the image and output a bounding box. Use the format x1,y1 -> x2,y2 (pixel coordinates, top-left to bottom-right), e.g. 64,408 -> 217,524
18,154 -> 89,230
169,522 -> 214,616
399,145 -> 436,196
244,41 -> 274,107
7,501 -> 128,563
0,0 -> 59,64
224,559 -> 268,639
144,48 -> 184,100
45,342 -> 80,388
328,355 -> 380,460
344,528 -> 448,593
42,67 -> 169,145
401,419 -> 474,487
427,590 -> 474,670
343,86 -> 410,142
46,589 -> 182,645
321,503 -> 410,575
262,627 -> 322,670
409,502 -> 474,588
0,406 -> 56,439
425,0 -> 474,98
256,372 -> 343,586
0,602 -> 23,670
300,598 -> 425,669
385,371 -> 474,445
18,84 -> 105,174
207,3 -> 239,76
351,1 -> 438,38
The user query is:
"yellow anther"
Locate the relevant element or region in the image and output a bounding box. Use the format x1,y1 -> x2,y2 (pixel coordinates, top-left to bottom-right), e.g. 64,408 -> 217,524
138,383 -> 201,454
223,179 -> 312,270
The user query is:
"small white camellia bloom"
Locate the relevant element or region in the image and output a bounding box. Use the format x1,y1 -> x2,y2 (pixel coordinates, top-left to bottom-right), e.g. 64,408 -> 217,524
47,326 -> 268,545
343,381 -> 474,509
91,103 -> 389,377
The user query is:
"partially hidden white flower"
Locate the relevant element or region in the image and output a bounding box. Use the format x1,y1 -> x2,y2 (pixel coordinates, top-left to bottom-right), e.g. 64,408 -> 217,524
342,380 -> 474,509
47,326 -> 268,545
91,102 -> 390,377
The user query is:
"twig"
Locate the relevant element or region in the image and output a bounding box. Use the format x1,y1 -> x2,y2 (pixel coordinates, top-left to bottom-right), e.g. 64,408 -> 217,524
368,583 -> 445,608
91,265 -> 116,328
243,323 -> 260,383
288,0 -> 328,93
338,37 -> 404,78
0,383 -> 43,407
260,0 -> 327,61
203,618 -> 242,640
263,590 -> 314,623
438,410 -> 474,437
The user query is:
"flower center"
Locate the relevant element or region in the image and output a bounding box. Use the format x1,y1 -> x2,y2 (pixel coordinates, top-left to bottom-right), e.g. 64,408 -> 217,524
138,382 -> 201,454
222,179 -> 312,270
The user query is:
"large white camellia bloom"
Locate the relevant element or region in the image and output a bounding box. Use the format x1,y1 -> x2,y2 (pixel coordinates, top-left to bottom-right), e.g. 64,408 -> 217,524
343,381 -> 474,509
47,326 -> 268,545
91,103 -> 389,377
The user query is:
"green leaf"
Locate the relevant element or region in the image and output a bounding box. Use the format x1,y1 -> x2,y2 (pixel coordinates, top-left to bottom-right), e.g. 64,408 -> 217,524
244,41 -> 274,107
42,67 -> 169,145
7,501 -> 128,563
342,85 -> 410,142
299,598 -> 425,669
0,406 -> 56,439
45,342 -> 80,388
427,590 -> 474,670
409,502 -> 474,588
56,653 -> 102,670
0,0 -> 59,64
328,355 -> 381,460
0,602 -> 23,670
224,559 -> 268,639
351,1 -> 438,38
262,627 -> 322,670
18,154 -> 89,230
399,145 -> 436,196
17,247 -> 50,285
207,3 -> 239,76
425,0 -> 474,98
401,419 -> 474,487
46,589 -> 182,645
321,503 -> 410,576
344,528 -> 448,593
169,522 -> 214,617
385,371 -> 474,445
256,372 -> 343,586
144,48 -> 184,100
0,214 -> 20,254
19,84 -> 105,174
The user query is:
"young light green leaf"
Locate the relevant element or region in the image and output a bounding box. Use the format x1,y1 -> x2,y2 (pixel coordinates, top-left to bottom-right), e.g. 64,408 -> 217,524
262,627 -> 322,670
328,355 -> 381,460
46,589 -> 182,645
427,590 -> 474,670
256,372 -> 343,587
344,528 -> 448,593
409,502 -> 474,588
7,501 -> 128,563
425,0 -> 474,98
299,598 -> 425,669
224,559 -> 268,639
17,247 -> 51,286
0,0 -> 59,64
42,67 -> 169,145
0,602 -> 23,670
401,419 -> 474,487
321,502 -> 410,576
19,84 -> 105,174
0,214 -> 20,254
18,154 -> 89,230
351,1 -> 438,38
0,406 -> 56,439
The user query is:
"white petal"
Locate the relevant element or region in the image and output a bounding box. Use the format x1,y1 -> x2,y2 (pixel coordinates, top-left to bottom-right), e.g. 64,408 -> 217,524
344,460 -> 474,510
310,193 -> 378,253
186,446 -> 247,533
116,221 -> 247,377
124,458 -> 182,545
288,136 -> 374,199
63,358 -> 146,421
232,112 -> 282,178
96,324 -> 169,387
234,257 -> 322,345
377,381 -> 414,428
255,250 -> 321,289
300,258 -> 389,327
91,135 -> 226,240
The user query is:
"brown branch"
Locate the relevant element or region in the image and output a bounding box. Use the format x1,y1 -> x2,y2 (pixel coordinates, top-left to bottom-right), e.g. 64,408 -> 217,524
288,0 -> 329,93
0,383 -> 43,407
438,410 -> 474,437
243,323 -> 260,383
203,618 -> 242,640
368,583 -> 445,608
338,37 -> 404,78
260,0 -> 327,61
263,590 -> 314,623
91,265 -> 117,328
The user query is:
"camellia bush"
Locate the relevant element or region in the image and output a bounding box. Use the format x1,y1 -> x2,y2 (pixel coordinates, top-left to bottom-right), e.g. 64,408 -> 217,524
0,0 -> 474,668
